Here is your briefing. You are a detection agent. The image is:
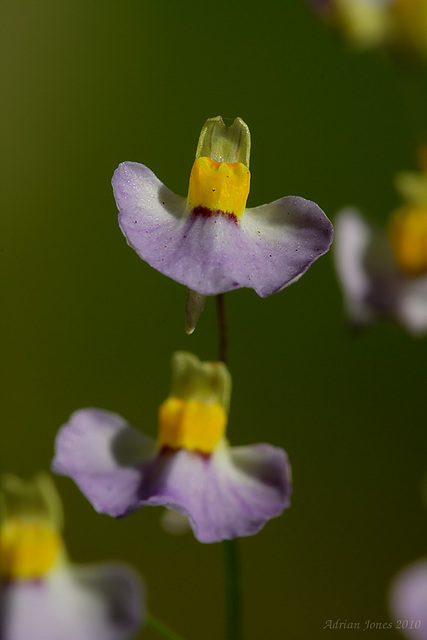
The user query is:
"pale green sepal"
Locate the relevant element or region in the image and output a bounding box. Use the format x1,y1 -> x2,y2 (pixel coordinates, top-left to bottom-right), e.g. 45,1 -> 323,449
185,288 -> 206,335
160,508 -> 191,535
1,472 -> 63,530
395,171 -> 427,206
169,351 -> 231,412
195,116 -> 251,168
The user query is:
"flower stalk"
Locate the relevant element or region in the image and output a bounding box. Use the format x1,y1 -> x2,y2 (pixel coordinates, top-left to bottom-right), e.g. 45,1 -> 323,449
216,292 -> 242,640
224,538 -> 242,640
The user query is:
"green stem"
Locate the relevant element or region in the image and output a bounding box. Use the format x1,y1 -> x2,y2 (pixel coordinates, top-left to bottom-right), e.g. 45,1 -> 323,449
223,539 -> 243,640
216,294 -> 243,639
145,612 -> 188,640
216,293 -> 228,364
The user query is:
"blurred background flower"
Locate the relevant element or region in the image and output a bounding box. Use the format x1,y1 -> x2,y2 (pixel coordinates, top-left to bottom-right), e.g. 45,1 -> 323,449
0,474 -> 143,640
310,0 -> 392,50
389,558 -> 427,640
333,150 -> 427,332
310,0 -> 427,56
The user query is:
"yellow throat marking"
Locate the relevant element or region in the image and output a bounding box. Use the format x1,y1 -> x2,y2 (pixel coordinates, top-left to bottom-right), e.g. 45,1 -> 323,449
187,157 -> 250,220
0,519 -> 63,580
388,205 -> 427,276
158,397 -> 227,454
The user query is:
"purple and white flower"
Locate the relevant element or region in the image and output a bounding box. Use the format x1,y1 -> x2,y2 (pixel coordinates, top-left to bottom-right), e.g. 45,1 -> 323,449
112,116 -> 333,299
389,558 -> 427,639
2,564 -> 143,640
0,474 -> 143,640
334,189 -> 427,335
52,352 -> 292,544
309,0 -> 427,57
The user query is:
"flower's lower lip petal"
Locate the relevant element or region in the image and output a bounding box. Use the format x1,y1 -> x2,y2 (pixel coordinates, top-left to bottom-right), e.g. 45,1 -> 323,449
389,558 -> 427,639
1,564 -> 143,640
52,408 -> 156,517
140,443 -> 292,543
113,162 -> 333,296
240,196 -> 333,296
112,161 -> 187,223
114,162 -> 245,295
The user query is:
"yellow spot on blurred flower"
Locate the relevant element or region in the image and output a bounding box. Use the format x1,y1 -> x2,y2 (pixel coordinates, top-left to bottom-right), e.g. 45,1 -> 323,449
389,205 -> 427,275
158,396 -> 227,454
0,519 -> 63,580
187,157 -> 250,219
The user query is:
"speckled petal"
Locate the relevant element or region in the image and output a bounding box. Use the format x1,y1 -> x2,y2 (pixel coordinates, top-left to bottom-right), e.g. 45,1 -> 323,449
1,564 -> 143,640
113,161 -> 333,297
52,409 -> 291,543
389,558 -> 427,639
52,408 -> 156,517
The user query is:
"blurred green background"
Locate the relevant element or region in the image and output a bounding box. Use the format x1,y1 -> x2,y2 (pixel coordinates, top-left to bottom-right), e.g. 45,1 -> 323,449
1,1 -> 427,638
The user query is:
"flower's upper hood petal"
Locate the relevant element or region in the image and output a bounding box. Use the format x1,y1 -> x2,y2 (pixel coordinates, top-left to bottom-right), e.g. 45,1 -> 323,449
113,161 -> 333,297
52,408 -> 156,517
389,557 -> 427,640
1,564 -> 143,640
52,408 -> 291,543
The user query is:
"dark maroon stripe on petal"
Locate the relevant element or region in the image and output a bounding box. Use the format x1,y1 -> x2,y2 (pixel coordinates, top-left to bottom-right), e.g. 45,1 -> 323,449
192,205 -> 238,224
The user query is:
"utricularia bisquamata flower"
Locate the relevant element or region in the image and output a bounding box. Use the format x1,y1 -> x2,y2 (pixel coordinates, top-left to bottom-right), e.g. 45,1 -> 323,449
310,0 -> 427,57
52,352 -> 292,544
112,116 -> 333,300
0,473 -> 143,640
334,151 -> 427,334
389,558 -> 427,639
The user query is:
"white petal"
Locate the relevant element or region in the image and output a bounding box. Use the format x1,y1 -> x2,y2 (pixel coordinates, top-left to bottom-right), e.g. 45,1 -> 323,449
1,564 -> 143,640
334,208 -> 375,324
396,275 -> 427,335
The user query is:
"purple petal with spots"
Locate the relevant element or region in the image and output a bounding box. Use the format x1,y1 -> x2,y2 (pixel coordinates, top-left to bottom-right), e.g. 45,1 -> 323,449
389,558 -> 427,640
1,564 -> 143,640
52,409 -> 292,543
112,161 -> 333,297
